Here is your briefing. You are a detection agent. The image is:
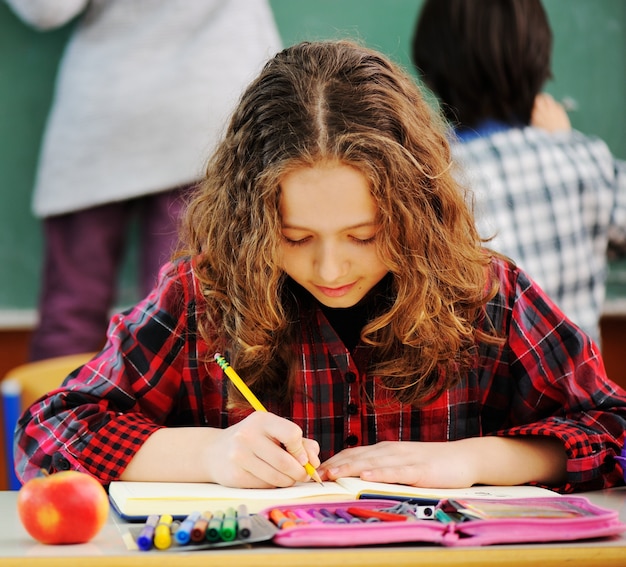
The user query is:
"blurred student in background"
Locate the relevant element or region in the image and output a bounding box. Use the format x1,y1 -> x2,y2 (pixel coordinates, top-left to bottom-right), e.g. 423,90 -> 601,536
4,0 -> 282,361
412,0 -> 626,346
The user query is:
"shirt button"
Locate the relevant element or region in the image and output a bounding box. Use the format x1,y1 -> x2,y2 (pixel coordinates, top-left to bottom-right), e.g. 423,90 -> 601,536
52,453 -> 71,471
345,434 -> 358,446
347,402 -> 358,415
345,372 -> 356,383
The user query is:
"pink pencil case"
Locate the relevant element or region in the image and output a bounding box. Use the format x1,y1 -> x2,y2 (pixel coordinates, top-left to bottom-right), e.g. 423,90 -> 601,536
259,497 -> 626,547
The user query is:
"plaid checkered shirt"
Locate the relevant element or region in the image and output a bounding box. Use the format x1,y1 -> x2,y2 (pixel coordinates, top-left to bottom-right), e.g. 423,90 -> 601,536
452,127 -> 626,345
14,256 -> 626,492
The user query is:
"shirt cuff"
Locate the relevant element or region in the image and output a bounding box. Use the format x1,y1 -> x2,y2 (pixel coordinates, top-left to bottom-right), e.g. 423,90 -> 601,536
61,413 -> 164,484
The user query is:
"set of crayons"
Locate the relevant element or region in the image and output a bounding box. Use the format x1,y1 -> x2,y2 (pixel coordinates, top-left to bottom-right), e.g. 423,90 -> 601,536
136,505 -> 252,551
267,505 -> 421,528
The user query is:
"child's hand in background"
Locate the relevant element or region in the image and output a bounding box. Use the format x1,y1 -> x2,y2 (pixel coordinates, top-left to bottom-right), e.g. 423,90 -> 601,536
531,93 -> 571,132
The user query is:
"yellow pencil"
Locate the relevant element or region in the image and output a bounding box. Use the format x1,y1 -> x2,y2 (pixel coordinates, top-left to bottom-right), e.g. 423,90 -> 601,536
214,352 -> 323,485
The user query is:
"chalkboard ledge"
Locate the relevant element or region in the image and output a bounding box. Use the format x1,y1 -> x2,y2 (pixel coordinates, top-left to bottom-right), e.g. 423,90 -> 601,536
0,309 -> 37,330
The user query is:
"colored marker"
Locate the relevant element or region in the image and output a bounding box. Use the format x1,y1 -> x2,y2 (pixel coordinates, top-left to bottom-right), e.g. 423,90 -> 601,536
175,511 -> 201,545
292,508 -> 321,524
214,353 -> 322,484
191,512 -> 212,543
319,508 -> 346,523
334,508 -> 362,523
207,510 -> 225,542
137,514 -> 159,551
269,508 -> 296,529
153,514 -> 174,550
308,508 -> 334,524
283,509 -> 308,524
220,507 -> 238,541
346,507 -> 408,522
237,504 -> 252,538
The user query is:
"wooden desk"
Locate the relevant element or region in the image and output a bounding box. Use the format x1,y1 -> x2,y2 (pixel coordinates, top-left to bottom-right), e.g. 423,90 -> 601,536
0,488 -> 625,566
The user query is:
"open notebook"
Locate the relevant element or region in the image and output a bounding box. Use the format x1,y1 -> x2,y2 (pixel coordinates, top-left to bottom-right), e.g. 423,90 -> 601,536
108,477 -> 559,521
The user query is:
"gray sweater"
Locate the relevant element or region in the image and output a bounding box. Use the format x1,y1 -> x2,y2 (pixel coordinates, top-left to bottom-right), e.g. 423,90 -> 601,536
5,0 -> 282,216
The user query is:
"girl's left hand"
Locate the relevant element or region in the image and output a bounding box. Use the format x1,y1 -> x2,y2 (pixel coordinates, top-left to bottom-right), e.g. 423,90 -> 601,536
318,440 -> 478,488
318,436 -> 567,488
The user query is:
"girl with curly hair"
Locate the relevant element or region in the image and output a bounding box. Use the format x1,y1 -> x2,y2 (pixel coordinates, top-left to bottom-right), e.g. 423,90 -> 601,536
15,40 -> 626,493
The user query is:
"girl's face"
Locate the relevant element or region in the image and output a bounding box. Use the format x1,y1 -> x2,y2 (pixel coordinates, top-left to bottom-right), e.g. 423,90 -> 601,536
278,162 -> 389,308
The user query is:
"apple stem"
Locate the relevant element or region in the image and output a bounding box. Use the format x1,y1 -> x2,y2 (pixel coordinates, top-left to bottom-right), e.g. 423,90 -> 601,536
39,468 -> 50,478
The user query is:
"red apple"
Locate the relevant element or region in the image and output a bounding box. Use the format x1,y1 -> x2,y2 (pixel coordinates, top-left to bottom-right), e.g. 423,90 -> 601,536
17,470 -> 109,545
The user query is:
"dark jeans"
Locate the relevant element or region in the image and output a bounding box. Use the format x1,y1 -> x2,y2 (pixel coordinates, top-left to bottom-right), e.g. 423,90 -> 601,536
29,187 -> 189,361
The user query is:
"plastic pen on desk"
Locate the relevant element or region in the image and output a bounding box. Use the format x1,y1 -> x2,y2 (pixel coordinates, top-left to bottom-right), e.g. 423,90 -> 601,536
175,511 -> 201,545
220,507 -> 238,541
283,509 -> 308,524
269,508 -> 297,529
137,514 -> 159,551
319,508 -> 347,523
237,504 -> 252,538
207,510 -> 225,542
153,514 -> 174,550
334,508 -> 362,523
214,353 -> 322,484
191,512 -> 212,543
273,509 -> 309,529
308,508 -> 335,524
292,508 -> 322,524
346,507 -> 408,522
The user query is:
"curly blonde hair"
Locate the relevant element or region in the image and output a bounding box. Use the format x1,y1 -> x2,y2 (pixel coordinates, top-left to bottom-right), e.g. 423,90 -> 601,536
181,40 -> 498,406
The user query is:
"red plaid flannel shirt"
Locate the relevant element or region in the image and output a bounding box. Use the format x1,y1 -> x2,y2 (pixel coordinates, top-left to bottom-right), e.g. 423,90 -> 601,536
15,257 -> 626,492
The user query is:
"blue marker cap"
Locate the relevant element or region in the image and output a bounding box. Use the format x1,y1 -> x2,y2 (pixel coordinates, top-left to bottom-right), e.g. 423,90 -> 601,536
137,514 -> 159,551
175,511 -> 202,545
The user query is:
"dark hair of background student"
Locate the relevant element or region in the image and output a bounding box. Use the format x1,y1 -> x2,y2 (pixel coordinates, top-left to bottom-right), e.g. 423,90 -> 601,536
411,0 -> 553,128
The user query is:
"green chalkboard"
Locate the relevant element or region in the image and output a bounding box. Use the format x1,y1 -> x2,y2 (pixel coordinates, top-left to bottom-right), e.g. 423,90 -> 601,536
0,0 -> 624,317
0,9 -> 72,314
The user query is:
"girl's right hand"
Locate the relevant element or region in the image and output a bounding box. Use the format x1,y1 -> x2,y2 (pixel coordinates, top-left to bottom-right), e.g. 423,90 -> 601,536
204,411 -> 320,488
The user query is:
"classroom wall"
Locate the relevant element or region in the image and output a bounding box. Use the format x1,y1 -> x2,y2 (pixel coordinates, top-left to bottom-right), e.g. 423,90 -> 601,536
0,0 -> 624,324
